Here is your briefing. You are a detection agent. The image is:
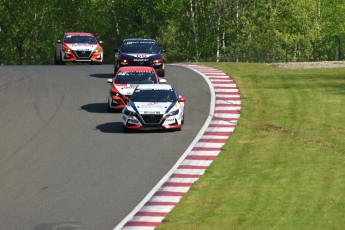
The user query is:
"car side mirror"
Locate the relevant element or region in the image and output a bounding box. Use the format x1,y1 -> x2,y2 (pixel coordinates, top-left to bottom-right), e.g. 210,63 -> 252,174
107,78 -> 113,83
114,48 -> 119,53
99,41 -> 103,44
57,40 -> 62,44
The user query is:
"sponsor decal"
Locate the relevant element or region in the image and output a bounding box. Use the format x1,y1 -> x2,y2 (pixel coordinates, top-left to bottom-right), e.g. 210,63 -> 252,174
134,59 -> 149,61
143,111 -> 162,114
125,84 -> 138,88
140,102 -> 165,109
125,41 -> 155,45
135,54 -> 148,58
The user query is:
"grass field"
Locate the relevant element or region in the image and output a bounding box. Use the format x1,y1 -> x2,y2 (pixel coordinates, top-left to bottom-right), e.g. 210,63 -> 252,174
158,63 -> 345,230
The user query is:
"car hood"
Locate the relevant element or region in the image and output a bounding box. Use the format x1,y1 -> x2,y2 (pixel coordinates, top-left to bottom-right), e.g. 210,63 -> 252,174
132,102 -> 174,115
114,84 -> 138,95
65,43 -> 99,51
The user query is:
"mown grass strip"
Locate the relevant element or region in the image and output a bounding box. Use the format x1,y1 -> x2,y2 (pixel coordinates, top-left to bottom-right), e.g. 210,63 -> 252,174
158,63 -> 345,230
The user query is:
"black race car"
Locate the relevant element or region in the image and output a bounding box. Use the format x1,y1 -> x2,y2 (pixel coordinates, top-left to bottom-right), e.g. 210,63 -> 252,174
114,38 -> 166,77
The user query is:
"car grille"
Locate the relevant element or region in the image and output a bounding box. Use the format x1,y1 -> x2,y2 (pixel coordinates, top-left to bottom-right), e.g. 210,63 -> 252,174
141,115 -> 163,124
75,51 -> 92,58
130,60 -> 150,66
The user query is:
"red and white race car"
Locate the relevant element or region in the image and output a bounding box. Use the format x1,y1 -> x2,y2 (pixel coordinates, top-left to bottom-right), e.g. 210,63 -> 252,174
122,84 -> 186,132
107,66 -> 166,112
55,32 -> 103,65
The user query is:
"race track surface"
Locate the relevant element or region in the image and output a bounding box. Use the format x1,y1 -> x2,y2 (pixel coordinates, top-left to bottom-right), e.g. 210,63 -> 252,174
0,64 -> 210,230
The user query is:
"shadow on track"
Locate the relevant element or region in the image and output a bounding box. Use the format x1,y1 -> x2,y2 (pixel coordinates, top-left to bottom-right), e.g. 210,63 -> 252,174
96,122 -> 123,133
81,103 -> 108,113
89,73 -> 114,79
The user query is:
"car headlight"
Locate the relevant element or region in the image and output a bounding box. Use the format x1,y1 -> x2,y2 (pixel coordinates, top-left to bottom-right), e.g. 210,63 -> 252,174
62,45 -> 71,52
118,57 -> 128,64
94,45 -> 103,53
167,109 -> 179,116
124,107 -> 136,116
152,58 -> 164,66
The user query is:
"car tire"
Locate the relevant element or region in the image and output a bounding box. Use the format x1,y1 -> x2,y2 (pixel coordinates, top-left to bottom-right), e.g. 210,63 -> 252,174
58,51 -> 66,65
54,53 -> 60,65
90,61 -> 103,65
107,99 -> 115,113
157,69 -> 165,78
114,63 -> 119,75
107,106 -> 114,113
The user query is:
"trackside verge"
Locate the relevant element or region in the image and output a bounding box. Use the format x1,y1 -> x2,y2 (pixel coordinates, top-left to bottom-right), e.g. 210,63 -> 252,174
114,64 -> 241,230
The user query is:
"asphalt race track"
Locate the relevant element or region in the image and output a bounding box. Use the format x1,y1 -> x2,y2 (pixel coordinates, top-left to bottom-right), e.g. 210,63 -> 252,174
0,64 -> 210,230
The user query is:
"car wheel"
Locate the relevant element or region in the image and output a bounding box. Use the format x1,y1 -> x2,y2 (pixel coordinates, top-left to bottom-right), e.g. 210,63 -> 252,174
158,69 -> 165,78
114,63 -> 119,75
60,60 -> 66,65
107,106 -> 114,113
54,53 -> 60,65
59,51 -> 66,65
107,99 -> 115,112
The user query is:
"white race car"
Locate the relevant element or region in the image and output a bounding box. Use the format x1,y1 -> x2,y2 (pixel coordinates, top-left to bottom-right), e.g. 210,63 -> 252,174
122,84 -> 186,132
55,32 -> 103,65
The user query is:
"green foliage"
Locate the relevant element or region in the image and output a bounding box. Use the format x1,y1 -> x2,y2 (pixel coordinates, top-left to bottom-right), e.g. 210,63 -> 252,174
1,0 -> 345,64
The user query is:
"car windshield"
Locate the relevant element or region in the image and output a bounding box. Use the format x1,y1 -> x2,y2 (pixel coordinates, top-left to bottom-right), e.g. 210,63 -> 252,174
131,89 -> 177,102
64,35 -> 97,44
115,71 -> 158,84
121,41 -> 160,53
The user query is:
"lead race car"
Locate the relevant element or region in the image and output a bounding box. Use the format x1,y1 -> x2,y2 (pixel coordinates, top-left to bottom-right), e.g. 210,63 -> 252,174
114,38 -> 165,77
122,84 -> 186,132
55,32 -> 103,65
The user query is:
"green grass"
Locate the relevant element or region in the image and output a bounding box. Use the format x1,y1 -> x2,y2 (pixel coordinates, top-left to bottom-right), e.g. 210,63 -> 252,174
158,63 -> 345,230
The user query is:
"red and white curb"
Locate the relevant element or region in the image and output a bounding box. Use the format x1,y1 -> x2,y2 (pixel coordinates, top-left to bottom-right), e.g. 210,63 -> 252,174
114,64 -> 241,230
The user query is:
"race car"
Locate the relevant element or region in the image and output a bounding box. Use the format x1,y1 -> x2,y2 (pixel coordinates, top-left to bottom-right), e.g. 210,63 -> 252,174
114,38 -> 166,77
122,84 -> 185,132
107,66 -> 166,112
55,32 -> 103,65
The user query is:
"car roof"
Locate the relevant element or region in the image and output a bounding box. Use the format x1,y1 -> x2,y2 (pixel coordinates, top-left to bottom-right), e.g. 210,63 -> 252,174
64,32 -> 95,37
135,84 -> 173,91
122,38 -> 156,43
118,66 -> 156,72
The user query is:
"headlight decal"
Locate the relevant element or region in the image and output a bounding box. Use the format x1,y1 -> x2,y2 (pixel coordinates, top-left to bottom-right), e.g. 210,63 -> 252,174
165,101 -> 177,115
168,109 -> 179,116
124,107 -> 135,115
130,101 -> 140,115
